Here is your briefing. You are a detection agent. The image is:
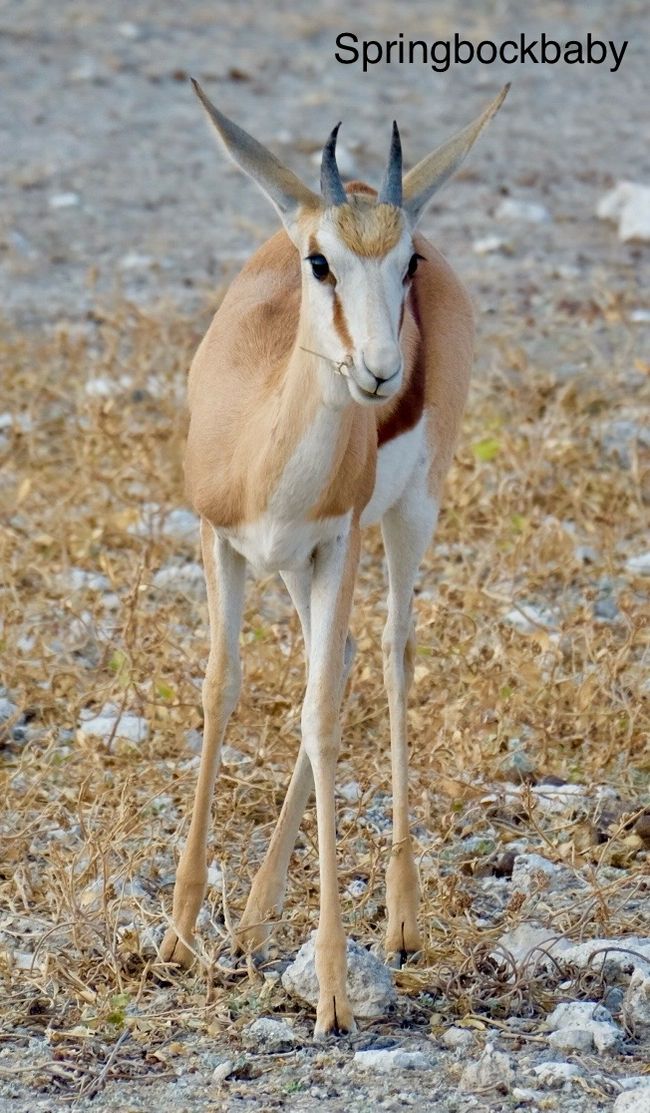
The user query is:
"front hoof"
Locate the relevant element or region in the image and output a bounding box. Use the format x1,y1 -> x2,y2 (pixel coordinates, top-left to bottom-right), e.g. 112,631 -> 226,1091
314,995 -> 357,1040
385,919 -> 422,966
160,926 -> 197,970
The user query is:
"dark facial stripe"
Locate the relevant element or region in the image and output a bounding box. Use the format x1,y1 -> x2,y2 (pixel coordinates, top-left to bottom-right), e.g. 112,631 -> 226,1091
377,283 -> 425,447
332,290 -> 353,352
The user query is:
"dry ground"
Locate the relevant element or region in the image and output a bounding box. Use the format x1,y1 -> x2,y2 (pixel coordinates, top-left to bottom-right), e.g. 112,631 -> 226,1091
1,0 -> 649,1109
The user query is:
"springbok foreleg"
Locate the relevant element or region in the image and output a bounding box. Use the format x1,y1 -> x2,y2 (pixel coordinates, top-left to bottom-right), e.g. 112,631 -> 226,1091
302,522 -> 360,1037
237,568 -> 356,958
161,523 -> 246,968
381,489 -> 438,962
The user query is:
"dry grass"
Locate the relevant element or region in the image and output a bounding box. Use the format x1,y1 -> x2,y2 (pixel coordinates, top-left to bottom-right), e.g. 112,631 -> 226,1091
0,295 -> 648,1097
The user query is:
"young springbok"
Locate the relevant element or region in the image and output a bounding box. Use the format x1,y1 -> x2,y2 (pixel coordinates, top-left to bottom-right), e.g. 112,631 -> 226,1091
161,80 -> 509,1036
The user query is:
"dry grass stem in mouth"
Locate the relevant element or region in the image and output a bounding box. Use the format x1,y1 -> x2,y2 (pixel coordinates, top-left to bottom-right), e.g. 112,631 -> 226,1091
298,345 -> 352,376
0,295 -> 648,1091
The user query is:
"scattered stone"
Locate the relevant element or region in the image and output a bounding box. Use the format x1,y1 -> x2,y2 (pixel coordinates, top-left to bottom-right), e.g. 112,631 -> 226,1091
545,1000 -> 621,1053
48,192 -> 80,209
511,1088 -> 544,1104
211,1059 -> 234,1084
510,852 -> 560,894
503,603 -> 558,633
353,1048 -> 431,1072
282,934 -> 396,1018
243,1017 -> 295,1050
559,937 -> 650,977
532,782 -> 585,815
57,568 -> 110,592
473,235 -> 505,255
221,744 -> 253,766
0,698 -> 19,724
623,969 -> 650,1035
206,863 -> 223,889
346,879 -> 367,898
495,923 -> 571,968
119,251 -> 154,270
338,780 -> 362,803
442,1026 -> 475,1051
495,197 -> 550,223
78,703 -> 149,744
597,181 -> 650,243
162,508 -> 200,542
152,562 -> 206,599
533,1061 -> 582,1087
460,1043 -> 514,1093
626,553 -> 650,576
613,1087 -> 650,1113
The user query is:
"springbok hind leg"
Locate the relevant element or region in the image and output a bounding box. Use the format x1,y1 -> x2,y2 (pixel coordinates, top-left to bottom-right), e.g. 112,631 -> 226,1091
381,487 -> 438,963
237,567 -> 356,959
161,522 -> 246,968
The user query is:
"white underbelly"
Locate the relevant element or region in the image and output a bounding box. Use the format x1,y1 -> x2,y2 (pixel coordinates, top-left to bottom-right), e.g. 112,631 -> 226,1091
221,512 -> 351,575
361,416 -> 428,527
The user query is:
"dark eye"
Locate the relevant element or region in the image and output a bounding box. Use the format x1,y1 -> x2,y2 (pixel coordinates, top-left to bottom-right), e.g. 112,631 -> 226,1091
307,254 -> 330,281
406,253 -> 423,280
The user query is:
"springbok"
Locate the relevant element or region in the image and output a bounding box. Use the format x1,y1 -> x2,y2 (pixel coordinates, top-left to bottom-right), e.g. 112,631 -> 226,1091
161,80 -> 509,1036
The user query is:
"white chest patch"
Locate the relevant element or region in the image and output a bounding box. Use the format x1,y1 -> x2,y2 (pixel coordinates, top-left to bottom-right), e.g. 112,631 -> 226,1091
221,512 -> 351,575
361,416 -> 429,527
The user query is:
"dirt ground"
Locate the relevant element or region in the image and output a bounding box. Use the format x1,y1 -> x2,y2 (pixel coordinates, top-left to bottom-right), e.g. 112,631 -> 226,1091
1,0 -> 649,1110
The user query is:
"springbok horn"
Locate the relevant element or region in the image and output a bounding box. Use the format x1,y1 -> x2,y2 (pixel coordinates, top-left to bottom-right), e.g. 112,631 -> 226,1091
377,121 -> 402,207
321,123 -> 348,206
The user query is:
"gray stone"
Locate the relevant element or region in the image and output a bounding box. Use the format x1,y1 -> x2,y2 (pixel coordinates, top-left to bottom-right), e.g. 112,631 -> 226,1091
614,1086 -> 650,1113
495,923 -> 572,968
282,934 -> 396,1018
211,1059 -> 235,1084
243,1017 -> 295,1050
510,853 -> 560,894
353,1048 -> 431,1073
459,1043 -> 514,1092
545,1000 -> 621,1052
442,1026 -> 475,1051
623,969 -> 650,1034
0,698 -> 19,724
496,197 -> 550,223
533,1061 -> 582,1087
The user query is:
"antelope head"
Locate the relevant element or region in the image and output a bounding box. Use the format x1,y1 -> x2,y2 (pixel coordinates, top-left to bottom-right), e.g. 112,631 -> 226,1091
191,79 -> 508,407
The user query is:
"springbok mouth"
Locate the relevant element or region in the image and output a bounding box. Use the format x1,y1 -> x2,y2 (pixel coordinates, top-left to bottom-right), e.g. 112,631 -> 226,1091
349,378 -> 399,406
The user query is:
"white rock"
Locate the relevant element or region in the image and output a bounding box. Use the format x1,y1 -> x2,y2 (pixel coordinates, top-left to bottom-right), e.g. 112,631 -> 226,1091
282,933 -> 396,1018
78,705 -> 149,744
496,198 -> 550,223
119,251 -> 153,270
152,562 -> 206,599
244,1017 -> 295,1049
346,879 -> 367,898
503,603 -> 557,633
597,182 -> 650,243
619,1078 -> 650,1092
162,508 -> 200,542
117,21 -> 140,39
511,1088 -> 544,1103
545,1000 -> 621,1053
614,1087 -> 650,1113
532,783 -> 585,815
473,235 -> 504,255
442,1026 -> 475,1051
338,780 -> 362,803
48,192 -> 80,209
495,923 -> 571,968
533,1061 -> 582,1086
0,412 -> 14,430
623,969 -> 650,1034
207,863 -> 223,889
212,1059 -> 234,1084
353,1048 -> 431,1073
559,937 -> 650,977
84,377 -> 114,398
58,568 -> 110,591
221,744 -> 253,766
460,1042 -> 514,1092
510,853 -> 560,894
626,553 -> 650,576
0,697 -> 18,723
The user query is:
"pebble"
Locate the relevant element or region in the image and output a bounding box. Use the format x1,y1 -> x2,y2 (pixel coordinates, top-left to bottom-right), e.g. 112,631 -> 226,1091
48,192 -> 80,209
545,1001 -> 621,1053
0,698 -> 19,723
78,703 -> 149,744
282,933 -> 396,1018
211,1059 -> 234,1084
459,1043 -> 514,1092
495,197 -> 550,223
531,782 -> 585,815
626,553 -> 650,576
442,1026 -> 475,1051
353,1048 -> 431,1073
613,1087 -> 650,1113
503,603 -> 557,633
510,852 -> 560,894
473,235 -> 505,255
533,1061 -> 582,1087
623,969 -> 650,1034
243,1017 -> 295,1050
597,181 -> 650,243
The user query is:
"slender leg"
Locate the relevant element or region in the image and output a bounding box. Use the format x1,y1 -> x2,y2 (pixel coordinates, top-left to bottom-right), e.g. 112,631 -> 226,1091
302,522 -> 360,1037
237,567 -> 356,957
381,488 -> 438,962
161,522 -> 246,967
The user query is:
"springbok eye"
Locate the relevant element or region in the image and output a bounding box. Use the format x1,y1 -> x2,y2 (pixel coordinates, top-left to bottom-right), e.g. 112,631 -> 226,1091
307,254 -> 330,281
406,253 -> 423,280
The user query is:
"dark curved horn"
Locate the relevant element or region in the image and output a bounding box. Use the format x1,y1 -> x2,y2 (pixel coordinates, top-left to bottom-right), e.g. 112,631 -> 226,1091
321,122 -> 347,206
378,120 -> 402,207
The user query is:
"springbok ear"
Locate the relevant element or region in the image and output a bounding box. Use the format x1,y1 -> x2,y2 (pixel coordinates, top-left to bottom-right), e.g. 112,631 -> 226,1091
191,79 -> 320,224
403,85 -> 510,225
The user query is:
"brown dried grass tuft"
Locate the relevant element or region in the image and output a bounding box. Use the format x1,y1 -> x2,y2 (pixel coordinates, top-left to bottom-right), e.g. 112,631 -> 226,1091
0,297 -> 648,1095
